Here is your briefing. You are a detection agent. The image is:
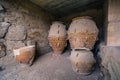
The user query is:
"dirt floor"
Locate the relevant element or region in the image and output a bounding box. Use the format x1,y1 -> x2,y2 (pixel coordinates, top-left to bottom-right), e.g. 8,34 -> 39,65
0,51 -> 103,80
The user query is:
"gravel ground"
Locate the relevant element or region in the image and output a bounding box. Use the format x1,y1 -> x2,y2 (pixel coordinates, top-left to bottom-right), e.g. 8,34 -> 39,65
0,51 -> 103,80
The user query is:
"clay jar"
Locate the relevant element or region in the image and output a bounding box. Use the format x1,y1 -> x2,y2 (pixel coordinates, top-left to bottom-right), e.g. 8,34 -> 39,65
70,49 -> 96,75
13,45 -> 35,66
68,16 -> 99,50
48,21 -> 67,55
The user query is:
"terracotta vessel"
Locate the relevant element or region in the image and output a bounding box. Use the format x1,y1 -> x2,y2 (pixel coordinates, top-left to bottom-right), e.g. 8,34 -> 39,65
70,49 -> 96,75
13,45 -> 35,66
48,21 -> 67,55
68,16 -> 99,50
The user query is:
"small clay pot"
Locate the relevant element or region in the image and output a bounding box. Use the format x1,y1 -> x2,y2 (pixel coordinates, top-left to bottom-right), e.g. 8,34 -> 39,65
70,49 -> 96,75
13,45 -> 35,66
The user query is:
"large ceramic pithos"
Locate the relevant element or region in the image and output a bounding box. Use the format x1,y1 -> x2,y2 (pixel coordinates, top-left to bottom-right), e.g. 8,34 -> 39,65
70,49 -> 96,75
68,16 -> 99,50
48,21 -> 67,55
13,45 -> 35,66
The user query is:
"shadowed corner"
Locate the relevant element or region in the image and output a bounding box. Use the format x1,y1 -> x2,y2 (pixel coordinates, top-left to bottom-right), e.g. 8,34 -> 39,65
0,66 -> 5,72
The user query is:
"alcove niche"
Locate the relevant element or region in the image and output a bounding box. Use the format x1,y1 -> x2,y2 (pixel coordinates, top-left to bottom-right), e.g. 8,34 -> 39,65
0,0 -> 107,80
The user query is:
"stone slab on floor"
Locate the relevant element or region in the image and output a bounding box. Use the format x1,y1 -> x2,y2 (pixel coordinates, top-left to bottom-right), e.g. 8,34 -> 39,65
99,46 -> 120,80
0,51 -> 103,80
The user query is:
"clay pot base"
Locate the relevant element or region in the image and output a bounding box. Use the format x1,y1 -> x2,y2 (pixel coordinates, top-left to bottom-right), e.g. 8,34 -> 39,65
17,63 -> 32,67
52,51 -> 62,57
17,56 -> 34,67
72,66 -> 92,76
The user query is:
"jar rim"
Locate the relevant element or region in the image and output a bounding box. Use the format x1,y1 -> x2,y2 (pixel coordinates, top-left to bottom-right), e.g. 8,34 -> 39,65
72,16 -> 92,21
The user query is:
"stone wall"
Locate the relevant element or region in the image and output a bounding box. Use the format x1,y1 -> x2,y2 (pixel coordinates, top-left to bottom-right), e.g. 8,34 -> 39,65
107,0 -> 120,46
0,1 -> 54,58
98,0 -> 120,80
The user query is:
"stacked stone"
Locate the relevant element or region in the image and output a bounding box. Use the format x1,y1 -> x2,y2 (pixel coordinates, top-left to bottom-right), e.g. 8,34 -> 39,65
0,2 -> 54,66
0,5 -> 32,65
0,5 -> 10,58
107,0 -> 120,46
0,5 -> 36,66
68,16 -> 99,75
48,21 -> 67,56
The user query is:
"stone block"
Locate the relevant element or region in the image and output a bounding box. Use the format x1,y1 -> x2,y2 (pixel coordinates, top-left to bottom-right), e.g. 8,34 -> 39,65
6,41 -> 25,50
0,22 -> 10,38
27,28 -> 49,47
108,0 -> 120,21
99,46 -> 120,68
0,42 -> 6,58
4,11 -> 24,23
5,25 -> 26,41
101,67 -> 111,80
107,22 -> 120,46
107,46 -> 120,80
99,45 -> 112,68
